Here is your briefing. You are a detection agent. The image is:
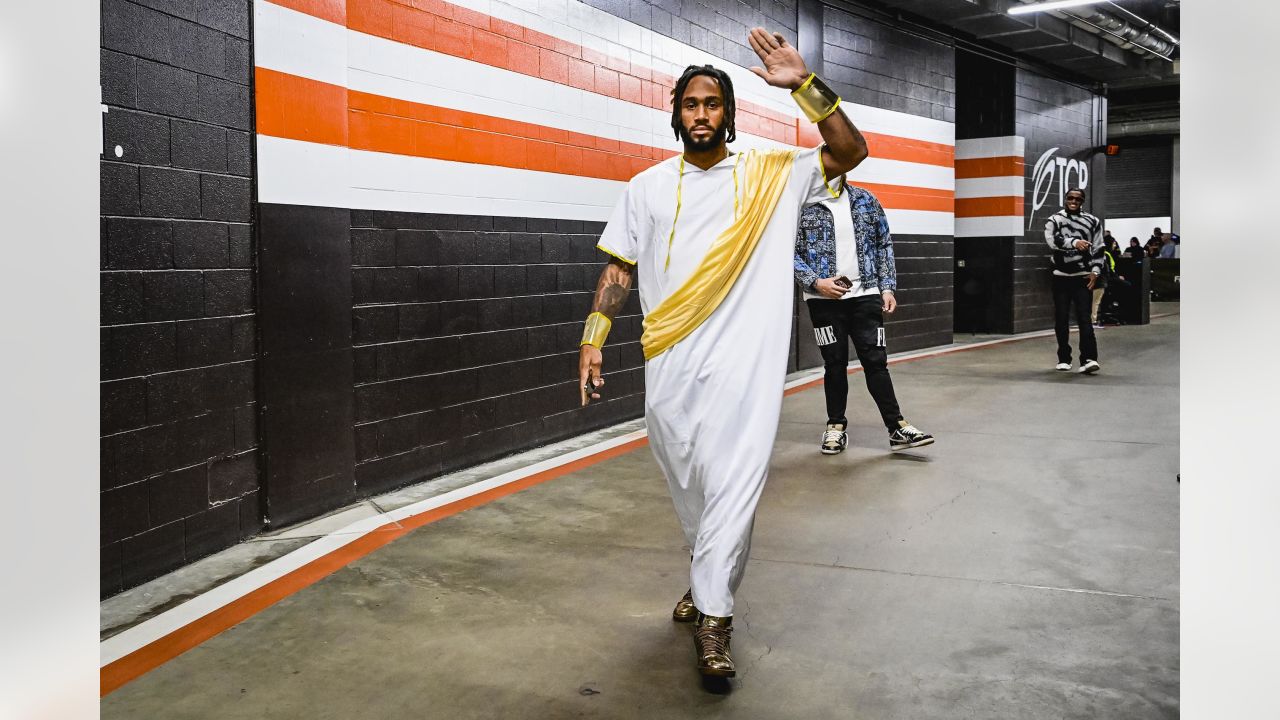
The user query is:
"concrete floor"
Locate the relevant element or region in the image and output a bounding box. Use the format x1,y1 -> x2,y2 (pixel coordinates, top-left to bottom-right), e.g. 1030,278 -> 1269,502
103,312 -> 1179,719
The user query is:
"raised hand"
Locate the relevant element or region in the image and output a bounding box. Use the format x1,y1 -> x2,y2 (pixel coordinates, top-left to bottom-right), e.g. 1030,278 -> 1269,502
747,27 -> 810,90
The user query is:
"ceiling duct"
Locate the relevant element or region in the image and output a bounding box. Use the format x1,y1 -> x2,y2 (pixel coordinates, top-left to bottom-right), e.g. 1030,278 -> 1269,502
1067,6 -> 1178,60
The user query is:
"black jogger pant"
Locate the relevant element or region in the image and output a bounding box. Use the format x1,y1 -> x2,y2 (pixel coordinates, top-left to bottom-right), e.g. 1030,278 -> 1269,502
1051,274 -> 1099,364
806,296 -> 902,431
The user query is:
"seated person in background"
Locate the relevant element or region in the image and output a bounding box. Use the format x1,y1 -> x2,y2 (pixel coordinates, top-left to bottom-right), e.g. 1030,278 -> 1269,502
1146,226 -> 1163,251
1125,237 -> 1145,260
1158,232 -> 1178,258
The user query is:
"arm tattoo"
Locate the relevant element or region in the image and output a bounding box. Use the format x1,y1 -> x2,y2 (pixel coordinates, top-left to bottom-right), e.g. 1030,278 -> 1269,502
591,258 -> 634,318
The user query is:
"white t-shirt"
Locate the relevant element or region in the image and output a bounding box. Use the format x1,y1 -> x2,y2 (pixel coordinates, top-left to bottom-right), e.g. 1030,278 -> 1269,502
802,188 -> 882,301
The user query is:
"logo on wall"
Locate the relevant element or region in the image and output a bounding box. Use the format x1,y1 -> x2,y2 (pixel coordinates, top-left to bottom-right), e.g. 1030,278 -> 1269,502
1028,147 -> 1089,230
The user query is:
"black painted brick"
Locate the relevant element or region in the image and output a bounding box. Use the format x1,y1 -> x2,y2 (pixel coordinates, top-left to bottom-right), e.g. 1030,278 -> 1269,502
353,305 -> 398,344
397,303 -> 441,339
176,317 -> 232,368
102,273 -> 147,325
136,59 -> 199,120
121,519 -> 186,587
102,542 -> 124,598
238,491 -> 263,539
145,271 -> 205,320
173,220 -> 229,268
200,173 -> 251,221
102,0 -> 174,64
102,162 -> 141,216
102,378 -> 149,435
204,270 -> 253,316
231,316 -> 255,358
210,450 -> 258,501
105,218 -> 173,270
197,75 -> 251,130
394,229 -> 437,265
227,130 -> 252,176
149,463 -> 209,525
140,167 -> 201,219
102,481 -> 150,545
172,120 -> 228,172
171,17 -> 228,78
103,322 -> 178,379
198,0 -> 251,39
184,501 -> 240,561
353,229 -> 397,266
233,404 -> 258,452
228,224 -> 252,267
104,108 -> 170,165
102,49 -> 138,108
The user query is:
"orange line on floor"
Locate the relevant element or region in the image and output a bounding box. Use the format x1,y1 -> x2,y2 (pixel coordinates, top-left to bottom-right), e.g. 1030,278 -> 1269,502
100,436 -> 648,697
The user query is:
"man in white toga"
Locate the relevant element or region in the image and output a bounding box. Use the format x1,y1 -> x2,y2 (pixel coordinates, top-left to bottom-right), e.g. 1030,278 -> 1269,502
575,28 -> 869,680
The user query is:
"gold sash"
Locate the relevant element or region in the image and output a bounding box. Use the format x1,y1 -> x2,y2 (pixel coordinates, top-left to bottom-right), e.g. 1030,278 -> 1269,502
640,149 -> 797,360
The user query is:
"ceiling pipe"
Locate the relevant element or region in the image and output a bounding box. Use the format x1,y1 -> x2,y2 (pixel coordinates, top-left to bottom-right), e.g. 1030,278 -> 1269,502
1061,5 -> 1178,60
1108,117 -> 1179,138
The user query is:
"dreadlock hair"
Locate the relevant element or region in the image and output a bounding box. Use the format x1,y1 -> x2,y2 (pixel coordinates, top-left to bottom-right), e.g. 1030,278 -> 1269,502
670,64 -> 736,144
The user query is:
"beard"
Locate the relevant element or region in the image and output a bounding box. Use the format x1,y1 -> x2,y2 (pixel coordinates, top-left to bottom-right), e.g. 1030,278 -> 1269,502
678,120 -> 728,153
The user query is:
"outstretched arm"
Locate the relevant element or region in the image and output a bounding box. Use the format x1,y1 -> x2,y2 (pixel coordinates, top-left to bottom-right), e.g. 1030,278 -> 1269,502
747,27 -> 868,178
578,258 -> 635,406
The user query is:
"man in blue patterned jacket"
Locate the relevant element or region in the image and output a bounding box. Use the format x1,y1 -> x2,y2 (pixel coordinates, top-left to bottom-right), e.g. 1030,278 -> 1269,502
793,182 -> 934,454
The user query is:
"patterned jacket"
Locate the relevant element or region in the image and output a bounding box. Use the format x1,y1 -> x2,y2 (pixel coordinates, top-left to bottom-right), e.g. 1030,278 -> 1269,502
793,185 -> 897,294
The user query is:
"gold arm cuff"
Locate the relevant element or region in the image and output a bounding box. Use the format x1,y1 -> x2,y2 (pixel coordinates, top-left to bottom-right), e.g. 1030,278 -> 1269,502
791,74 -> 842,124
581,312 -> 612,348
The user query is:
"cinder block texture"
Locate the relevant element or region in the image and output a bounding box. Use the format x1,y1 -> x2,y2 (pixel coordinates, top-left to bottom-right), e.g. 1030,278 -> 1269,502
1014,69 -> 1105,333
101,0 -> 258,597
349,211 -> 646,497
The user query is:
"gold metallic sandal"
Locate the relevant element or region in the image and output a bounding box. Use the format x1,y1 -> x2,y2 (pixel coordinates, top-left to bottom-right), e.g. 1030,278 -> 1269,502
693,614 -> 735,677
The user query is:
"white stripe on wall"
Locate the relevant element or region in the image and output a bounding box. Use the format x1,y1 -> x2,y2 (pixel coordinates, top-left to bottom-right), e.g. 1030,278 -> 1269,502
955,135 -> 1025,160
955,216 -> 1025,237
260,135 -> 956,233
254,1 -> 348,87
955,176 -> 1024,198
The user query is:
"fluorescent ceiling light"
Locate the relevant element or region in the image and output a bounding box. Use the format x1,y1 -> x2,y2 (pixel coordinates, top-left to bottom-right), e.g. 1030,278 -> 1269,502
1008,0 -> 1109,15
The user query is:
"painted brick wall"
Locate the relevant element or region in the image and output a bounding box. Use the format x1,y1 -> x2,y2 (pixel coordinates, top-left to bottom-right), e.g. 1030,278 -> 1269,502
100,0 -> 259,597
1014,68 -> 1106,333
349,212 -> 646,494
822,3 -> 955,124
1107,137 -> 1173,219
578,0 -> 797,75
823,3 -> 956,352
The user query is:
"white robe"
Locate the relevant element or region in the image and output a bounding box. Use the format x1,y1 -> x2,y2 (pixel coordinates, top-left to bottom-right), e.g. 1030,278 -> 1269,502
598,146 -> 834,616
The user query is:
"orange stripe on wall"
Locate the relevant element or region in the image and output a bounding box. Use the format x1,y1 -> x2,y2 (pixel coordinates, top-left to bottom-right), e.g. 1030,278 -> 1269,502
270,0 -> 346,24
268,0 -> 954,163
955,196 -> 1025,218
955,156 -> 1023,179
349,90 -> 672,181
259,70 -> 956,212
256,67 -> 348,146
797,123 -> 953,168
854,183 -> 955,214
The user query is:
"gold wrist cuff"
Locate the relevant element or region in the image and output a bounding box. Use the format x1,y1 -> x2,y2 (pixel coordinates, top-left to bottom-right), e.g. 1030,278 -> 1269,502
581,312 -> 612,348
791,73 -> 841,124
